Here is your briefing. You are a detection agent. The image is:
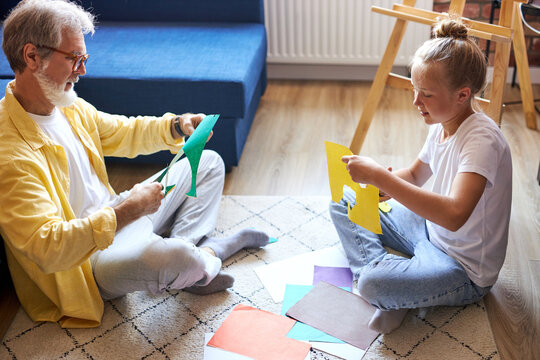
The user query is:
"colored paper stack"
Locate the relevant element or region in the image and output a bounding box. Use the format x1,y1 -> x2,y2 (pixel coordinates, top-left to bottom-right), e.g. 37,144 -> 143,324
206,247 -> 380,359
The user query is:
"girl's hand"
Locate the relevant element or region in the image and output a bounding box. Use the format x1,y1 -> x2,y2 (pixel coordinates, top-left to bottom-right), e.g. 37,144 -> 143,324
341,155 -> 386,185
379,167 -> 392,202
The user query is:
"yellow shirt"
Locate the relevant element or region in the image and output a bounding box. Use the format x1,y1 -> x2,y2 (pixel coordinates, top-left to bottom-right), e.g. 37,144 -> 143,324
0,81 -> 183,328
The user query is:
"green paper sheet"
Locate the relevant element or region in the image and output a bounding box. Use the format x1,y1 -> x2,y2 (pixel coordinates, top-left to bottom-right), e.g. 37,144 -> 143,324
155,166 -> 169,183
164,185 -> 176,196
183,114 -> 220,197
153,114 -> 219,197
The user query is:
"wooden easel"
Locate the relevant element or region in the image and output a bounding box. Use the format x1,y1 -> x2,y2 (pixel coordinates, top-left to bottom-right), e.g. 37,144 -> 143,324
350,0 -> 537,155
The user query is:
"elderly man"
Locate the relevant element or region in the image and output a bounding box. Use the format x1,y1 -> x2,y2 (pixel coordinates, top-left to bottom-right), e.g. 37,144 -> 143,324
0,0 -> 268,328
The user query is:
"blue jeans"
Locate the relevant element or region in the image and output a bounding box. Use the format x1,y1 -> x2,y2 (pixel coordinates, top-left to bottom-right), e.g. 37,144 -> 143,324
329,187 -> 490,310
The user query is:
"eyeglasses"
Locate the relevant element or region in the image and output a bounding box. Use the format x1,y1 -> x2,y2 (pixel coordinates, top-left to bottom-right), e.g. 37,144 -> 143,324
40,45 -> 89,72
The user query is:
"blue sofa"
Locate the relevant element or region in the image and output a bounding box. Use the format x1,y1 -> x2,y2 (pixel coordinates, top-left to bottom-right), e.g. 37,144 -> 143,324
0,0 -> 267,169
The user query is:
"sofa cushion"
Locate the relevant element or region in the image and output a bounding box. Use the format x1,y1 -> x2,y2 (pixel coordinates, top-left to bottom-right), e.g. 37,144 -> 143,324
0,23 -> 267,118
79,0 -> 264,23
0,0 -> 265,24
72,22 -> 267,118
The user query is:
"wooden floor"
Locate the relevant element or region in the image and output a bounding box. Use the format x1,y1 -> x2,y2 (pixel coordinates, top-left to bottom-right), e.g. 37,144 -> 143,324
2,80 -> 539,360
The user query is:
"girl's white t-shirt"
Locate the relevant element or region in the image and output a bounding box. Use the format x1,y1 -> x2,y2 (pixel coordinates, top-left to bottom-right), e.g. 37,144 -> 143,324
418,112 -> 512,287
29,108 -> 117,218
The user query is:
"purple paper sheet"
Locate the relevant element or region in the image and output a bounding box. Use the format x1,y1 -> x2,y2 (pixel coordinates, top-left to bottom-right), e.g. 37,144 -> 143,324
313,265 -> 353,289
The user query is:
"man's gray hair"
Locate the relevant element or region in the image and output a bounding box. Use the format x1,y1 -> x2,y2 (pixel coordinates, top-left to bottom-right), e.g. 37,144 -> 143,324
2,0 -> 95,73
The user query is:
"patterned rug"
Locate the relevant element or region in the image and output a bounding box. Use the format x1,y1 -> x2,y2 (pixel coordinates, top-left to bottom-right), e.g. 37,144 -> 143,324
1,196 -> 499,360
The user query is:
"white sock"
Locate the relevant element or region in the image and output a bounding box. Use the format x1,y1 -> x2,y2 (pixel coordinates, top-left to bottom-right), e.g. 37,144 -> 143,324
198,229 -> 269,261
368,308 -> 408,334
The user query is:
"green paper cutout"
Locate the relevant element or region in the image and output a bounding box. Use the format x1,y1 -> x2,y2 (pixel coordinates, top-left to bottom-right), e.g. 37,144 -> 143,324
154,150 -> 184,184
155,166 -> 169,183
153,114 -> 219,198
164,184 -> 176,196
182,114 -> 220,197
269,237 -> 278,244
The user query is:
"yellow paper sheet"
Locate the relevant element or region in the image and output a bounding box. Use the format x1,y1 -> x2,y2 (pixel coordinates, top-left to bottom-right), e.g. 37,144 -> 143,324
378,201 -> 392,213
324,141 -> 382,234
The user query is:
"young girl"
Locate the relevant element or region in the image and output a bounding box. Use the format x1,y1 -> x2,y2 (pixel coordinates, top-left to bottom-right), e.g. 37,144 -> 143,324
329,18 -> 512,334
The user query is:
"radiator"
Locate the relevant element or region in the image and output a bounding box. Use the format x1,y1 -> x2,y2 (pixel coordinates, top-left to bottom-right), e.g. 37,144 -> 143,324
264,0 -> 433,66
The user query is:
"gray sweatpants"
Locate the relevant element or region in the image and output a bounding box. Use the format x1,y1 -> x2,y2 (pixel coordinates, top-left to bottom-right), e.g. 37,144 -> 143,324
91,150 -> 224,299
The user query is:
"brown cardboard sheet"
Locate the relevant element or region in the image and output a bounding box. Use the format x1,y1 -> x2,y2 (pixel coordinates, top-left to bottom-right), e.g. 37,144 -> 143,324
286,281 -> 379,350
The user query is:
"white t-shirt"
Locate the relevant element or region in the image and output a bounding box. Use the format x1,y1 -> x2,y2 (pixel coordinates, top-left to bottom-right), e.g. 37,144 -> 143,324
418,112 -> 512,287
29,108 -> 117,218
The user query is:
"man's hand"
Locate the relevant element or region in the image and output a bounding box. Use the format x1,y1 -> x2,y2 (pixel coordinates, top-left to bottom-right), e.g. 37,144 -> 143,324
341,155 -> 386,185
172,113 -> 212,142
113,183 -> 164,231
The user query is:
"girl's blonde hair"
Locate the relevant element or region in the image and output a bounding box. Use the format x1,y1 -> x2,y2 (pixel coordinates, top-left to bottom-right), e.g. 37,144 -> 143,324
411,18 -> 487,99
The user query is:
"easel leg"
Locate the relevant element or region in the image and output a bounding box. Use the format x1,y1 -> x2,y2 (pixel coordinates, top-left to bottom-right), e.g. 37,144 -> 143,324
349,1 -> 417,154
512,2 -> 538,129
487,0 -> 514,124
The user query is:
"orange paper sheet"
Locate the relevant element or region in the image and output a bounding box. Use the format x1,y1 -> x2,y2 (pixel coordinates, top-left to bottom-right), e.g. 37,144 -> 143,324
208,304 -> 311,360
325,141 -> 382,234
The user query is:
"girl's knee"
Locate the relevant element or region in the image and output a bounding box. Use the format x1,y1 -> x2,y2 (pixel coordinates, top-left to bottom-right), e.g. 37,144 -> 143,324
357,272 -> 380,303
328,199 -> 345,218
329,196 -> 352,220
356,268 -> 394,307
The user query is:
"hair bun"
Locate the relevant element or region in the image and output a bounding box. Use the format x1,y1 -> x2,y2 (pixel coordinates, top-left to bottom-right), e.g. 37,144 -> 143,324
432,17 -> 469,40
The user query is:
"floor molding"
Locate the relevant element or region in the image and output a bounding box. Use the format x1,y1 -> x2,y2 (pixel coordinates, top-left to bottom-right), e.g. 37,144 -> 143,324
268,63 -> 540,85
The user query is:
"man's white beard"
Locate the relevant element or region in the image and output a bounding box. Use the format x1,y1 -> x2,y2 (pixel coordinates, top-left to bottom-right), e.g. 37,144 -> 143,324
34,62 -> 78,108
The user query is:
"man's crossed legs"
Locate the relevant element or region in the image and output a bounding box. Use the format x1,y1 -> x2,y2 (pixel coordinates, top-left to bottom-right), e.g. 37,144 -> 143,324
91,150 -> 269,299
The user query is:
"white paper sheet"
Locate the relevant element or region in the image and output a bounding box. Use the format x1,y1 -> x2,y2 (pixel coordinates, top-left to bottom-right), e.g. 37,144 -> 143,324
254,246 -> 350,302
